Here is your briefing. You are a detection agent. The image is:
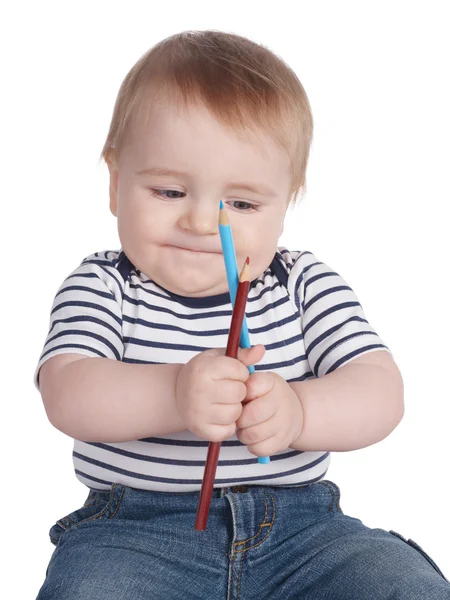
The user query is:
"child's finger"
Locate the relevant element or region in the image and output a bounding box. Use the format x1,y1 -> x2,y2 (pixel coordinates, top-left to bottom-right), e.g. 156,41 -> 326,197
237,344 -> 266,368
245,371 -> 275,400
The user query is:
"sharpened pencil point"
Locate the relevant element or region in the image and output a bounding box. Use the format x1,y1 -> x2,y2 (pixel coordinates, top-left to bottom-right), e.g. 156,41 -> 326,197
219,202 -> 229,226
239,258 -> 251,282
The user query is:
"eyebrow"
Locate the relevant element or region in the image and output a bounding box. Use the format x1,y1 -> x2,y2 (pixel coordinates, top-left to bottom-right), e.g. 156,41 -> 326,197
135,166 -> 277,197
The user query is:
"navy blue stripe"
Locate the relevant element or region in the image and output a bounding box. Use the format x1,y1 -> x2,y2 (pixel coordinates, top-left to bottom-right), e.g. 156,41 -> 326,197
303,271 -> 340,297
68,269 -> 124,297
293,273 -> 302,314
122,338 -> 214,353
73,451 -> 329,486
43,329 -> 121,360
85,442 -> 302,467
56,284 -> 114,302
49,315 -> 122,342
267,333 -> 304,348
83,258 -> 118,268
122,292 -> 290,322
287,371 -> 315,382
75,469 -> 113,487
314,331 -> 379,376
122,318 -> 228,339
301,261 -> 322,311
259,353 -> 308,371
122,357 -> 173,365
293,260 -> 321,313
250,311 -> 299,334
122,332 -> 303,356
120,319 -> 225,339
251,281 -> 282,302
120,353 -> 306,372
68,272 -> 99,281
40,344 -> 107,360
302,302 -> 361,336
76,468 -> 327,490
249,295 -> 290,318
51,300 -> 122,326
326,345 -> 387,374
305,316 -> 367,356
99,266 -> 124,296
124,295 -> 231,321
138,437 -> 245,447
278,248 -> 294,270
121,310 -> 298,338
303,285 -> 352,312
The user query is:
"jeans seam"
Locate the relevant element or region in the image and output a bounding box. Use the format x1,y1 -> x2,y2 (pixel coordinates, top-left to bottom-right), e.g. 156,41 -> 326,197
109,485 -> 126,519
234,495 -> 270,547
237,558 -> 244,600
316,480 -> 342,513
234,495 -> 275,554
389,530 -> 449,582
56,483 -> 123,532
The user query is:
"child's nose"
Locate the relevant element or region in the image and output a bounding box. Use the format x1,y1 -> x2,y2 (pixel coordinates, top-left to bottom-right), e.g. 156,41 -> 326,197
178,200 -> 219,236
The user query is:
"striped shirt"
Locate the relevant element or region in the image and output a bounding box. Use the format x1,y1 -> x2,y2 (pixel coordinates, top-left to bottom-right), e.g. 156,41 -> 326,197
34,247 -> 390,492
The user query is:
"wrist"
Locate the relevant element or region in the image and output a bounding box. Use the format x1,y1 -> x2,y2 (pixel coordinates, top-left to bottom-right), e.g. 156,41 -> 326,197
173,364 -> 188,428
288,382 -> 305,450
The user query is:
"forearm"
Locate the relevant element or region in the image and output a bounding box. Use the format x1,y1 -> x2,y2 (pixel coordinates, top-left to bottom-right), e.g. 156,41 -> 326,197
289,362 -> 404,452
43,358 -> 185,443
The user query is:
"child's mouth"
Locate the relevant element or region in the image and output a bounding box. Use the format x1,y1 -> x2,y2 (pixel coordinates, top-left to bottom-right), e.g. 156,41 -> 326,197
170,245 -> 220,255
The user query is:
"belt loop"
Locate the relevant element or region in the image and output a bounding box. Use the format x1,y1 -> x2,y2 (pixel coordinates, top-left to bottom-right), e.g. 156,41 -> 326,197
230,485 -> 249,493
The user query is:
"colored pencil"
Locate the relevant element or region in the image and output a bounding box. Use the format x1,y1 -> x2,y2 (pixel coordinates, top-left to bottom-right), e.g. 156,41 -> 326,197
195,258 -> 251,531
218,201 -> 270,465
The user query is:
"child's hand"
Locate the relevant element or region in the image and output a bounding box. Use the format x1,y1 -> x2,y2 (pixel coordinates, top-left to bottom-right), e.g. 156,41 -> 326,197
175,345 -> 266,442
236,372 -> 303,457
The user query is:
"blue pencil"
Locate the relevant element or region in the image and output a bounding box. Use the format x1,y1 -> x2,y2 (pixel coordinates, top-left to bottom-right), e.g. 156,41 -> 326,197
219,200 -> 270,465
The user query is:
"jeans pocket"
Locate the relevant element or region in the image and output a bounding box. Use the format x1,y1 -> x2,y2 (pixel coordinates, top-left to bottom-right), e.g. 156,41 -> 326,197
49,483 -> 125,546
389,530 -> 449,583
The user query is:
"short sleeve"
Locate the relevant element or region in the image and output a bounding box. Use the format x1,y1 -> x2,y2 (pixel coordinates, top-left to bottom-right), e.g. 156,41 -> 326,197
286,250 -> 391,377
33,251 -> 124,391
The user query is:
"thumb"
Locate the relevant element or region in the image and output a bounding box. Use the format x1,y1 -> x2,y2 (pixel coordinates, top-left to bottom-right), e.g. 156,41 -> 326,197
237,344 -> 266,368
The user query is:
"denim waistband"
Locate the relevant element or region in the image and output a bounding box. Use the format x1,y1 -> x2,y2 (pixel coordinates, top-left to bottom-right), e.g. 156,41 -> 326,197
86,481 -> 328,503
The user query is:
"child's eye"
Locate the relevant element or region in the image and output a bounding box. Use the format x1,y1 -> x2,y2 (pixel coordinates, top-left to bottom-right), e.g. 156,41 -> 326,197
229,200 -> 256,212
149,190 -> 256,211
150,189 -> 186,199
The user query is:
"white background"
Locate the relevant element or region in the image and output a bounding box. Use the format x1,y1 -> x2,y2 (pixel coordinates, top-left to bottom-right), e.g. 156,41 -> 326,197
2,0 -> 449,596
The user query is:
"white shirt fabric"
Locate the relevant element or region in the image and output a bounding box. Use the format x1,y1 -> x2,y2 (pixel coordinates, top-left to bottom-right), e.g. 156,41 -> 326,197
34,247 -> 390,492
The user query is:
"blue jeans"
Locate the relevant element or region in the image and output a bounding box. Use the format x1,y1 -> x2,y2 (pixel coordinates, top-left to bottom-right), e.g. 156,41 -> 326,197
37,480 -> 450,599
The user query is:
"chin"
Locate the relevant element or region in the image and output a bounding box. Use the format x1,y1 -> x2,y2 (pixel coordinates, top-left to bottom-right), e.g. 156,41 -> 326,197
169,277 -> 225,297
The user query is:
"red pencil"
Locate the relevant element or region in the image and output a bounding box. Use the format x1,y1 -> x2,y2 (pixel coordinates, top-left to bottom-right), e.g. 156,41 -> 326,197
195,257 -> 251,531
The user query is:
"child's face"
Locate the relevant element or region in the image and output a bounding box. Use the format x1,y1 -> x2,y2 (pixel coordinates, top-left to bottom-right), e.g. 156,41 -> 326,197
108,101 -> 293,297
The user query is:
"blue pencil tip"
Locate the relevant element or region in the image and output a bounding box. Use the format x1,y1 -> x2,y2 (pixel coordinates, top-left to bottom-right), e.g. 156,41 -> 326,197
219,200 -> 223,209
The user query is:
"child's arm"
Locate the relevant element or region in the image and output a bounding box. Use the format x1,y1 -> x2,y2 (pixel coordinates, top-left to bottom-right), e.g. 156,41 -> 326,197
289,349 -> 404,451
39,345 -> 264,443
39,354 -> 185,442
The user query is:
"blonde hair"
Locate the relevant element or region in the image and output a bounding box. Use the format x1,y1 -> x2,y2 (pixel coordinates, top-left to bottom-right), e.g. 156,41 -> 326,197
100,30 -> 313,205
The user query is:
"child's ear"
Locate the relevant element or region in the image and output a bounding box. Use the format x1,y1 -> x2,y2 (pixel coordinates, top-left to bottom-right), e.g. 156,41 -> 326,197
106,151 -> 119,217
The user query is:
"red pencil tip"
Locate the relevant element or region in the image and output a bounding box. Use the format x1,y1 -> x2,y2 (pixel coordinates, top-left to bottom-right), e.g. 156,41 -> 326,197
245,257 -> 250,265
